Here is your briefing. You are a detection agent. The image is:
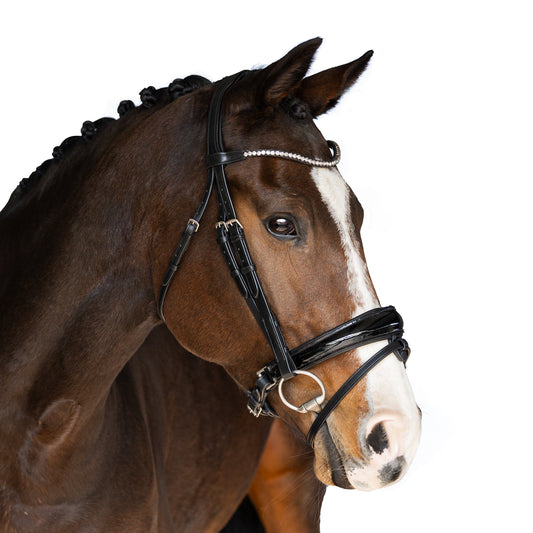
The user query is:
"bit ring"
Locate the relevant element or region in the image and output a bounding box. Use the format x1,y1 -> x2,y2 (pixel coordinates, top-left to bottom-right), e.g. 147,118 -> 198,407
278,370 -> 326,414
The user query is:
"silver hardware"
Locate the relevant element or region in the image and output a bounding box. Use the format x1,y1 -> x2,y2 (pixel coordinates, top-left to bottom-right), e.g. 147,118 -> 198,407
188,219 -> 200,232
215,218 -> 243,230
247,404 -> 261,418
278,370 -> 326,414
225,218 -> 243,228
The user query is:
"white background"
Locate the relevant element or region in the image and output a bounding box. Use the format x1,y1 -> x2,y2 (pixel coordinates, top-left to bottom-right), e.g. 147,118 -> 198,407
1,1 -> 531,531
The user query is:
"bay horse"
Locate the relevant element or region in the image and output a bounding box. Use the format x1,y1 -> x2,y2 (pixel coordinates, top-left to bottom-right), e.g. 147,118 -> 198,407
0,38 -> 421,532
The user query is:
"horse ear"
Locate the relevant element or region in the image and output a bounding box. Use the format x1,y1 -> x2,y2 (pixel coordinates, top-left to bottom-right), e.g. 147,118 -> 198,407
258,37 -> 323,107
295,50 -> 374,117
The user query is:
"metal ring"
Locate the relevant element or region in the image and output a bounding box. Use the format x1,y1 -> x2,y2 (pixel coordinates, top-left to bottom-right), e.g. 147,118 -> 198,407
278,370 -> 326,414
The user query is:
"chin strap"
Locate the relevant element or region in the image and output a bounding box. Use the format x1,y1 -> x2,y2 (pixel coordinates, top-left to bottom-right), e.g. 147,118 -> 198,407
157,180 -> 213,322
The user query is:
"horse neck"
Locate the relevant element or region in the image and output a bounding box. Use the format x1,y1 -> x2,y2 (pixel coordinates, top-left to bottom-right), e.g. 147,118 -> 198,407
0,97 -> 206,426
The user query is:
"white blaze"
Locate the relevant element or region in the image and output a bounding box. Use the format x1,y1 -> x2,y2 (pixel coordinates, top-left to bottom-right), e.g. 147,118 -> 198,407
310,167 -> 378,315
310,167 -> 420,488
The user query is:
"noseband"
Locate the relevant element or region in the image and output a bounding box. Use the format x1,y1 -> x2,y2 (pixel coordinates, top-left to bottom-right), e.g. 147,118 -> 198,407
157,71 -> 411,447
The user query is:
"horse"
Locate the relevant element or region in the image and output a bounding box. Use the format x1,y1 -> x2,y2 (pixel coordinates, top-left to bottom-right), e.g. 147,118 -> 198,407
131,325 -> 324,533
0,38 -> 421,532
134,325 -> 325,533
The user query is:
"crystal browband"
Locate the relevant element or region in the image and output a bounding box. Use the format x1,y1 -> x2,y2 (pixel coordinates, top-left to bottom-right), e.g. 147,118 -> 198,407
243,140 -> 340,167
205,140 -> 340,169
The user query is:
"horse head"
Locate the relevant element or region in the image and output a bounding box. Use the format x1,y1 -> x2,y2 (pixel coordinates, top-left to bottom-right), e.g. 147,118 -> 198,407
151,38 -> 421,491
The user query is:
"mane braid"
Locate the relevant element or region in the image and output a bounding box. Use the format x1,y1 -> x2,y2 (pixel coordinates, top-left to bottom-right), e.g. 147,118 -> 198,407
3,73 -> 212,211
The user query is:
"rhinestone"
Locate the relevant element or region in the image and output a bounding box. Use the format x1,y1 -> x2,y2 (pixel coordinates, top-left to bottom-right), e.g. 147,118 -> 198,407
230,140 -> 340,168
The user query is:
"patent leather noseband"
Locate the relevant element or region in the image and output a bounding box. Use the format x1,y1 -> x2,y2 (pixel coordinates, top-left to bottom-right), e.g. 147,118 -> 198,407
157,71 -> 411,447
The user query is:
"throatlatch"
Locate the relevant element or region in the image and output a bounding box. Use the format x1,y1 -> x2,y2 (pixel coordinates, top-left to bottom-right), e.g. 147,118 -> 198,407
157,71 -> 411,446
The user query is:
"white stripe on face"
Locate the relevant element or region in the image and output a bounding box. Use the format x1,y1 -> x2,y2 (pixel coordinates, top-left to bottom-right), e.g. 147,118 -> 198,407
310,167 -> 379,316
310,167 -> 421,482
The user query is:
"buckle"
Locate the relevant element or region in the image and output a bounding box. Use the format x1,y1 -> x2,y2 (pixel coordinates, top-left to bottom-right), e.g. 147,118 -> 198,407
247,389 -> 263,417
215,218 -> 243,231
226,218 -> 243,229
187,219 -> 200,232
247,366 -> 280,417
215,220 -> 227,230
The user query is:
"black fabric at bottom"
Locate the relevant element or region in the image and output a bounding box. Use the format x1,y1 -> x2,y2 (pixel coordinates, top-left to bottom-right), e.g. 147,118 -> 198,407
220,495 -> 265,533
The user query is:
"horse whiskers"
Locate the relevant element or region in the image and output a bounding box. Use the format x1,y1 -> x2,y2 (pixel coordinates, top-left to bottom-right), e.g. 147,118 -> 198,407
287,449 -> 315,459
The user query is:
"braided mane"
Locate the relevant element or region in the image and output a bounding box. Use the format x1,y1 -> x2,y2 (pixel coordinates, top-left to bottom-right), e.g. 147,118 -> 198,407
4,74 -> 212,210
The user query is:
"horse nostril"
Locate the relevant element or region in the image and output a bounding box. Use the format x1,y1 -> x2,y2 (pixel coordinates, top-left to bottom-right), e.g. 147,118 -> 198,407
367,422 -> 389,455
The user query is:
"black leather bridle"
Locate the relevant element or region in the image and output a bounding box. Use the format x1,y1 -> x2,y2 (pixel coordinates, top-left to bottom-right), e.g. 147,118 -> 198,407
157,71 -> 411,447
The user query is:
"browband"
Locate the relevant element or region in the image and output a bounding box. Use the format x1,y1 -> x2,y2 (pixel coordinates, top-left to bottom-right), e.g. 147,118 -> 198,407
206,140 -> 341,169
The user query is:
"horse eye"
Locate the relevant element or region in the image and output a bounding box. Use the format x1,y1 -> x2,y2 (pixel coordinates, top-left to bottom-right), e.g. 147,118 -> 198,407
266,216 -> 298,239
